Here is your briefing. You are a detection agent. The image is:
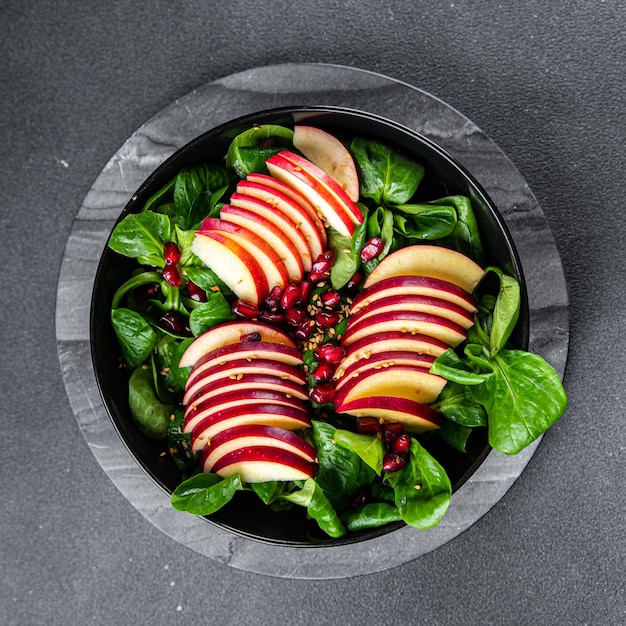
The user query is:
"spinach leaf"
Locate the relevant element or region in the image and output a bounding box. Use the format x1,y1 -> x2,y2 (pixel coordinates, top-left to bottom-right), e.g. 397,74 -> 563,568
166,408 -> 198,472
430,348 -> 493,386
431,380 -> 488,427
111,270 -> 162,310
171,473 -> 243,515
333,429 -> 384,475
234,146 -> 285,177
108,211 -> 171,266
226,124 -> 294,178
362,206 -> 395,273
281,478 -> 346,538
183,262 -> 232,297
128,365 -> 172,441
141,177 -> 176,213
328,207 -> 368,290
341,502 -> 402,532
483,266 -> 521,355
111,308 -> 158,368
385,438 -> 451,530
392,204 -> 457,241
188,290 -> 235,336
470,349 -> 568,455
439,420 -> 474,453
350,137 -> 424,205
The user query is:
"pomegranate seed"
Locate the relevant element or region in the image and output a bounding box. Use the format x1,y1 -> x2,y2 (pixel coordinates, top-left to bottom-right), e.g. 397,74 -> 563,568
312,250 -> 334,273
294,320 -> 316,340
232,299 -> 259,320
159,311 -> 184,335
258,309 -> 285,325
284,307 -> 307,326
186,280 -> 207,302
360,237 -> 384,263
134,282 -> 160,300
162,265 -> 181,287
309,383 -> 336,404
297,279 -> 313,305
355,416 -> 382,435
393,433 -> 412,454
313,342 -> 346,364
163,241 -> 181,265
311,362 -> 334,383
382,422 -> 404,444
308,271 -> 330,284
320,289 -> 341,309
351,486 -> 369,507
264,286 -> 283,310
345,271 -> 363,292
240,331 -> 262,342
280,283 -> 301,309
315,310 -> 339,329
382,452 -> 406,473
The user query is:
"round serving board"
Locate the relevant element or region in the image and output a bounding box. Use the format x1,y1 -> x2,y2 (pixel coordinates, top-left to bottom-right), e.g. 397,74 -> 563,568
56,63 -> 569,579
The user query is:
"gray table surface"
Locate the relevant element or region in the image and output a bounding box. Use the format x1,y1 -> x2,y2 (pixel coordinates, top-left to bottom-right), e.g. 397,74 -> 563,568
2,1 -> 624,624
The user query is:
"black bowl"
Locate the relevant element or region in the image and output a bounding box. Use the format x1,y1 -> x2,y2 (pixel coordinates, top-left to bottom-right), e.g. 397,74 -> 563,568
91,106 -> 528,546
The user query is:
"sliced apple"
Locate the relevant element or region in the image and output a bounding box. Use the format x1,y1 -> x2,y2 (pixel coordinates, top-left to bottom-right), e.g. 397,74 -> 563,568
246,172 -> 328,246
341,310 -> 467,347
236,178 -> 325,260
334,365 -> 447,408
201,424 -> 316,473
347,293 -> 475,329
351,274 -> 477,314
210,445 -> 317,482
335,396 -> 443,433
190,403 -> 312,451
179,320 -> 296,369
229,192 -> 313,271
266,153 -> 356,237
191,231 -> 268,309
220,203 -> 304,283
292,125 -> 360,202
198,217 -> 289,289
363,244 -> 485,294
184,357 -> 306,406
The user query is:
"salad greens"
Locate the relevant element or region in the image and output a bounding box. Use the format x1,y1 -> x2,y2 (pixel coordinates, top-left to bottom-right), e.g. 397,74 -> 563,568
106,122 -> 568,539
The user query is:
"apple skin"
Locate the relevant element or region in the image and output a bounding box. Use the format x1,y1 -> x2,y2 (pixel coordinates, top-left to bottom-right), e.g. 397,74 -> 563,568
266,153 -> 356,238
338,330 -> 449,374
292,125 -> 360,202
179,321 -> 296,369
183,357 -> 306,406
236,178 -> 325,260
334,350 -> 436,389
201,424 -> 317,473
191,231 -> 268,308
347,293 -> 475,329
363,244 -> 484,294
189,402 -> 311,451
333,364 -> 447,408
335,395 -> 443,433
209,445 -> 317,483
246,172 -> 328,246
229,192 -> 314,272
341,310 -> 467,348
220,203 -> 305,282
351,274 -> 477,314
199,217 -> 289,289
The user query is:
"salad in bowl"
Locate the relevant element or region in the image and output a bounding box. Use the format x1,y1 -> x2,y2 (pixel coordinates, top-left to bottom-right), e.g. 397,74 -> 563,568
92,107 -> 567,544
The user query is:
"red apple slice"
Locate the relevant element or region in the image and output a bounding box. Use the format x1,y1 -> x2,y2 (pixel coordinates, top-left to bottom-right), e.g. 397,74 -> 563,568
185,372 -> 308,411
246,172 -> 328,246
363,244 -> 484,294
266,153 -> 356,237
292,125 -> 360,202
210,445 -> 317,482
236,178 -> 325,260
201,424 -> 316,473
189,402 -> 311,450
220,204 -> 304,282
351,274 -> 477,314
184,357 -> 306,406
335,396 -> 443,433
347,293 -> 475,329
191,231 -> 268,308
333,364 -> 447,408
341,311 -> 467,348
229,192 -> 314,271
179,321 -> 296,369
198,217 -> 289,289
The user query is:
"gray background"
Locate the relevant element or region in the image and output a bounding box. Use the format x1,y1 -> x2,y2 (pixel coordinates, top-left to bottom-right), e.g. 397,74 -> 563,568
2,1 -> 624,624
